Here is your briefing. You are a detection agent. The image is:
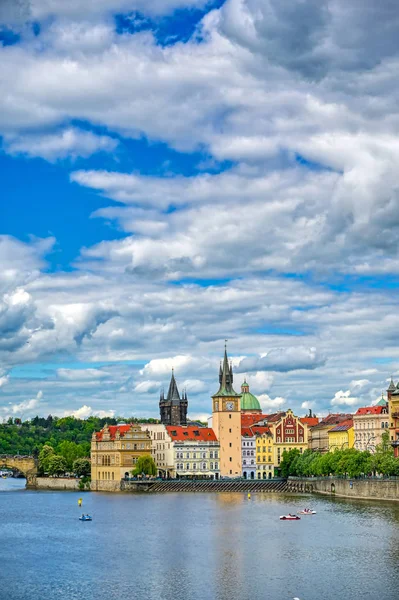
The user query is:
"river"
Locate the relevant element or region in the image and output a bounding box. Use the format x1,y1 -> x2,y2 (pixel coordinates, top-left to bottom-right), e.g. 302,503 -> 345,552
0,478 -> 398,600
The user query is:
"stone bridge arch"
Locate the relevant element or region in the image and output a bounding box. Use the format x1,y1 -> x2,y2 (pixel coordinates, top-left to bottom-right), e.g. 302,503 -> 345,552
0,455 -> 38,486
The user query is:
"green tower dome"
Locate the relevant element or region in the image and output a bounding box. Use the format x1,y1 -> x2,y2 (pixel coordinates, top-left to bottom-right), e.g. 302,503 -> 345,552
240,379 -> 261,413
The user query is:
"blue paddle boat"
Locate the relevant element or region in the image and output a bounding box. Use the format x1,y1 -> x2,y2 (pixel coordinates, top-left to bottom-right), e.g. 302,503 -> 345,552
79,514 -> 92,521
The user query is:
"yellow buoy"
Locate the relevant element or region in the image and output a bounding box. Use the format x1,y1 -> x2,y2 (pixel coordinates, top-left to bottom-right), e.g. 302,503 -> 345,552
247,493 -> 251,500
78,498 -> 82,507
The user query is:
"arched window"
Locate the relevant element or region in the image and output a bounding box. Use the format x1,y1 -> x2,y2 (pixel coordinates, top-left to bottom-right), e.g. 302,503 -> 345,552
193,463 -> 197,470
210,462 -> 213,470
202,463 -> 206,470
382,422 -> 385,428
215,462 -> 218,470
186,463 -> 190,470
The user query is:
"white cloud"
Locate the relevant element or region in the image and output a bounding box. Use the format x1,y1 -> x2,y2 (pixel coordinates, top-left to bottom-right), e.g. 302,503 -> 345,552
330,390 -> 360,407
4,128 -> 118,162
258,393 -> 286,410
133,380 -> 161,394
237,347 -> 325,373
64,404 -> 115,419
2,390 -> 43,417
56,368 -> 109,381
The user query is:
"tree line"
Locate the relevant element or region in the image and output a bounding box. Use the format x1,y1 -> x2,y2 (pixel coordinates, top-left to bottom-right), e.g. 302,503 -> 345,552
280,433 -> 399,478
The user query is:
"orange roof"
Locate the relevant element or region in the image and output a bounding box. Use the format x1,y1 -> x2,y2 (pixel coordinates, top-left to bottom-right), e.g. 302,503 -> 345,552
96,424 -> 132,441
166,426 -> 218,442
251,426 -> 272,436
241,414 -> 269,427
241,427 -> 255,437
356,406 -> 384,415
300,417 -> 319,427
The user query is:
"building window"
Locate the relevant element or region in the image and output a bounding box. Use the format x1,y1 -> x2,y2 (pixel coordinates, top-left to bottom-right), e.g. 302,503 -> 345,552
210,462 -> 214,470
202,463 -> 206,470
193,464 -> 197,470
229,414 -> 232,419
229,457 -> 232,462
229,443 -> 232,447
215,452 -> 218,459
215,463 -> 218,470
186,463 -> 190,469
210,452 -> 213,459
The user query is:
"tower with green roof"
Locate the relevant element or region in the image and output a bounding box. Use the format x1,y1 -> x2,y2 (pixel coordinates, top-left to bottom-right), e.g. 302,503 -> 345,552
240,379 -> 262,413
212,344 -> 242,478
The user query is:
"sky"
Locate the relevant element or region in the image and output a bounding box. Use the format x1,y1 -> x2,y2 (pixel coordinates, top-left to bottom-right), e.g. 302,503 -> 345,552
1,0 -> 399,422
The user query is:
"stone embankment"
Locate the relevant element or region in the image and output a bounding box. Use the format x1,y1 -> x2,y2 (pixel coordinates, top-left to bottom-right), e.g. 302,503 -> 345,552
288,476 -> 399,502
34,477 -> 82,490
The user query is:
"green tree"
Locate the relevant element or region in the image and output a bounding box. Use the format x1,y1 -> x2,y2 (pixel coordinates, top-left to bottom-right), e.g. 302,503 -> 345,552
47,455 -> 67,477
73,458 -> 91,477
132,455 -> 157,477
279,448 -> 300,477
38,444 -> 55,474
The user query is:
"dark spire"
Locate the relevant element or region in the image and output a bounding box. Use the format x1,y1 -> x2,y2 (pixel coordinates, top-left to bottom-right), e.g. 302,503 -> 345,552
160,387 -> 164,402
213,341 -> 240,397
219,361 -> 223,384
388,377 -> 396,392
166,369 -> 181,405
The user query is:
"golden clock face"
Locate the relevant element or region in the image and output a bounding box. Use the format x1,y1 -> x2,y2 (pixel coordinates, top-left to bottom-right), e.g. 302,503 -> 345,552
226,401 -> 234,411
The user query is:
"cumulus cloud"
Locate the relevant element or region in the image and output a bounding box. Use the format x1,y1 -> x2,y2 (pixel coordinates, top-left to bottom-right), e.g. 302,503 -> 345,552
258,393 -> 285,410
133,380 -> 161,394
64,404 -> 115,419
4,128 -> 118,162
237,347 -> 325,373
2,390 -> 43,418
330,390 -> 360,407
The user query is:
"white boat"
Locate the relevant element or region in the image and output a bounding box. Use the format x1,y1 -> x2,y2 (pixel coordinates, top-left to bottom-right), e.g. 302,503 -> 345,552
297,509 -> 316,515
280,514 -> 300,521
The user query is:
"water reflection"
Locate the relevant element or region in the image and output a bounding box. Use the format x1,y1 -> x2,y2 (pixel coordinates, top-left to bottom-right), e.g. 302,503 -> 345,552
0,490 -> 399,600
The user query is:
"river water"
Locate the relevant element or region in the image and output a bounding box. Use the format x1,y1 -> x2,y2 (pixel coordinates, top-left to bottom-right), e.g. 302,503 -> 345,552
0,478 -> 398,600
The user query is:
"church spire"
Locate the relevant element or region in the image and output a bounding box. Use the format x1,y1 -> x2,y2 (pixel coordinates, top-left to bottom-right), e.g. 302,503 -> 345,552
166,368 -> 181,404
212,341 -> 240,397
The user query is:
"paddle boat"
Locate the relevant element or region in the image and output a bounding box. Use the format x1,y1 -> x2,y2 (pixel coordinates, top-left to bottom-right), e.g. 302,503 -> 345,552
297,508 -> 316,515
280,513 -> 300,521
79,514 -> 92,521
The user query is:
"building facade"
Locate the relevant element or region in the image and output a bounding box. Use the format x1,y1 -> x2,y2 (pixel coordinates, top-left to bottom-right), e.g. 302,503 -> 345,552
328,419 -> 354,451
91,423 -> 152,489
387,379 -> 399,457
253,426 -> 274,479
241,427 -> 256,479
309,414 -> 353,453
212,347 -> 242,477
140,423 -> 175,478
167,426 -> 220,479
266,410 -> 309,470
353,400 -> 389,453
159,370 -> 188,426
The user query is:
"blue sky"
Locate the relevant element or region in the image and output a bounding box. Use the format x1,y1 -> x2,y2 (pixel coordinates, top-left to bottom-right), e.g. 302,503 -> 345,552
1,0 -> 399,421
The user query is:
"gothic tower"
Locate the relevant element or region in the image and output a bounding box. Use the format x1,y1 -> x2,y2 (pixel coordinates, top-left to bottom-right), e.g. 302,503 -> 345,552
211,344 -> 242,477
159,370 -> 188,426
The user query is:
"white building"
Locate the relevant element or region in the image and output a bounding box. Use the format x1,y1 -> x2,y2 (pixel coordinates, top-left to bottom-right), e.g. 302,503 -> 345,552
241,427 -> 256,479
140,423 -> 175,478
167,426 -> 220,479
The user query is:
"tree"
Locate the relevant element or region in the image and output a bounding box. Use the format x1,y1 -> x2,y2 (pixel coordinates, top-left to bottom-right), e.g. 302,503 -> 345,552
279,449 -> 300,477
73,458 -> 91,477
47,455 -> 67,477
38,444 -> 55,474
132,455 -> 156,477
57,440 -> 87,470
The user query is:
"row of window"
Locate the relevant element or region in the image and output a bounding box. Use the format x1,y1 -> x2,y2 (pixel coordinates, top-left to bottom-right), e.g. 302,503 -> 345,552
243,460 -> 255,466
176,463 -> 219,471
276,437 -> 303,443
175,451 -> 219,459
121,443 -> 147,450
98,472 -> 115,480
242,450 -> 254,456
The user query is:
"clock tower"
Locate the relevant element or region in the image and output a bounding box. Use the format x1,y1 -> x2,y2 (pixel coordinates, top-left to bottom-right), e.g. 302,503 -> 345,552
212,344 -> 242,477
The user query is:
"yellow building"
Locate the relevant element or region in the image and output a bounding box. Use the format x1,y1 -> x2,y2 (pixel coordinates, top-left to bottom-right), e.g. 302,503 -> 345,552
253,426 -> 274,479
91,423 -> 152,490
387,378 -> 399,457
212,346 -> 242,477
327,420 -> 354,451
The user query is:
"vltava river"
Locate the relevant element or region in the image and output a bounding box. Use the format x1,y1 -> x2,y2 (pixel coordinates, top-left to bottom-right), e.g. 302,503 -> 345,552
0,478 -> 398,600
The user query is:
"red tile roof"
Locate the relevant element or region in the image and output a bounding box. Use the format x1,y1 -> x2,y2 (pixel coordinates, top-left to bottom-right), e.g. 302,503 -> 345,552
241,414 -> 269,427
166,426 -> 218,442
266,411 -> 286,423
96,424 -> 133,441
241,427 -> 255,437
300,417 -> 320,427
356,406 -> 384,415
250,426 -> 272,436
310,414 -> 353,430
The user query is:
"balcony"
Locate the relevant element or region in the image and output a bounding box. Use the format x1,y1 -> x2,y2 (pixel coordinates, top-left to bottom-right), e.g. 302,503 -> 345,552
391,412 -> 399,419
391,440 -> 399,448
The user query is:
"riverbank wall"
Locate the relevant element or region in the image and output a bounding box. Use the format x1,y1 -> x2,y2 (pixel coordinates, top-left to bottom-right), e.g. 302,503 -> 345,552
32,477 -> 82,491
288,477 -> 399,502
